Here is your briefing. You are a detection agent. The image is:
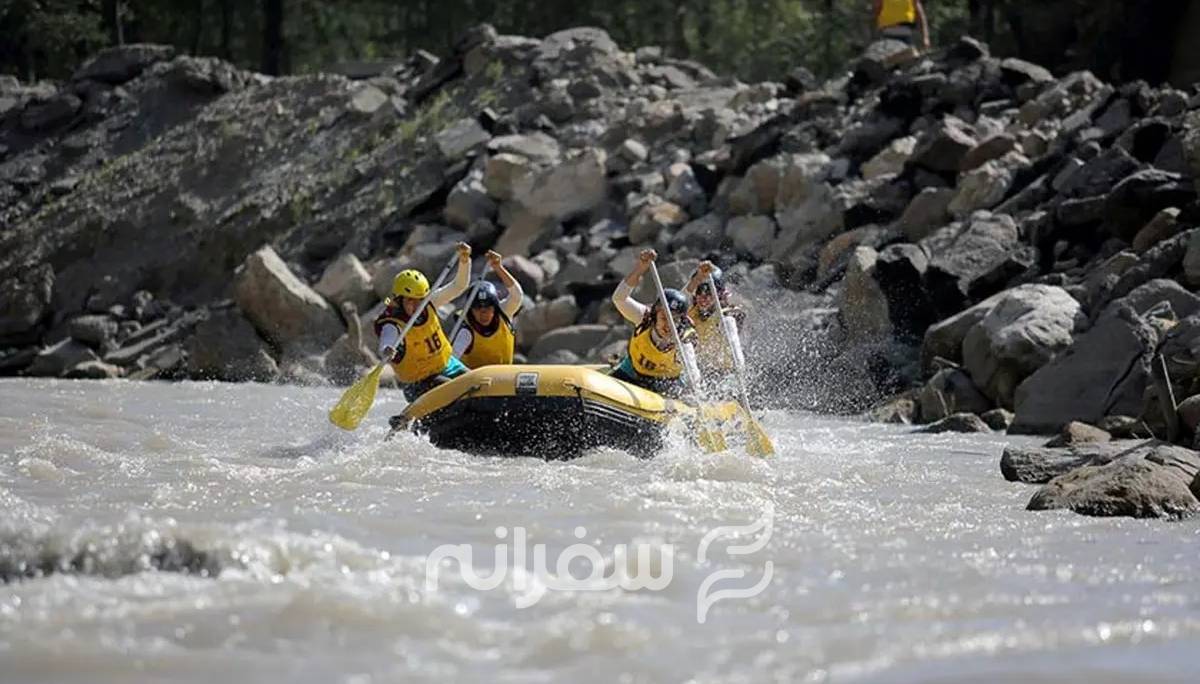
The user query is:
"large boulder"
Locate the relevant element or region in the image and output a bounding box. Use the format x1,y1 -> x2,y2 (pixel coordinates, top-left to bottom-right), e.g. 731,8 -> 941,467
515,295 -> 580,352
861,135 -> 917,179
962,284 -> 1084,408
0,264 -> 54,346
924,212 -> 1021,316
24,339 -> 100,377
72,44 -> 176,84
443,169 -> 497,230
434,117 -> 491,160
629,200 -> 688,245
921,292 -> 1002,371
528,324 -> 614,362
947,152 -> 1029,219
232,246 -> 344,352
1000,440 -> 1135,485
482,153 -> 533,201
918,367 -> 991,422
184,308 -> 279,382
726,215 -> 778,260
910,117 -> 977,174
313,254 -> 376,311
917,413 -> 991,434
897,188 -> 954,242
837,246 -> 891,340
509,148 -> 607,224
1027,443 -> 1200,519
1012,306 -> 1159,434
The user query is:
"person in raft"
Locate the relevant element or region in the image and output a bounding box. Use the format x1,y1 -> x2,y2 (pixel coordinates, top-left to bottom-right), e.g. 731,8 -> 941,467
451,250 -> 524,368
684,261 -> 747,381
610,248 -> 699,398
375,242 -> 472,402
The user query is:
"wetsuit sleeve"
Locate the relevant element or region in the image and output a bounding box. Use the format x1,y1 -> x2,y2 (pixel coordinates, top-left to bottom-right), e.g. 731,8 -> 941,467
379,323 -> 400,356
500,278 -> 524,318
612,281 -> 649,324
451,327 -> 472,357
431,261 -> 471,308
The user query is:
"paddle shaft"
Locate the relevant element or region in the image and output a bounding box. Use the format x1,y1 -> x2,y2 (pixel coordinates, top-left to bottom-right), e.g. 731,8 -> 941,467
647,263 -> 717,436
706,274 -> 754,410
447,274 -> 484,344
386,254 -> 461,362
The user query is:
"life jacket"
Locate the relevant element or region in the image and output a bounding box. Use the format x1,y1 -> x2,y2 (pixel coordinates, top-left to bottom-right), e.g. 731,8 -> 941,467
374,301 -> 452,383
627,318 -> 695,379
688,302 -> 743,373
460,309 -> 515,368
876,0 -> 916,28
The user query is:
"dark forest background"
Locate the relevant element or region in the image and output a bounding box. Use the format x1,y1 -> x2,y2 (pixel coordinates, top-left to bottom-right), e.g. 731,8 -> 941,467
0,1 -> 1194,86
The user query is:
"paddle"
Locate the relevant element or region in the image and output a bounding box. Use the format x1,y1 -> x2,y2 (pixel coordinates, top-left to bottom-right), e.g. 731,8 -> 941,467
707,274 -> 775,457
648,262 -> 726,453
447,274 -> 485,346
328,255 -> 459,431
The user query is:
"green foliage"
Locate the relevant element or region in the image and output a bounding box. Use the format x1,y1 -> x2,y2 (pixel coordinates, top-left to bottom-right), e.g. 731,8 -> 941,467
1,0 -> 988,83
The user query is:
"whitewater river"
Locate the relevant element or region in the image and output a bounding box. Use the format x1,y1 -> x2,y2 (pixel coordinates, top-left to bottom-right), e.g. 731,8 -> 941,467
1,378 -> 1197,683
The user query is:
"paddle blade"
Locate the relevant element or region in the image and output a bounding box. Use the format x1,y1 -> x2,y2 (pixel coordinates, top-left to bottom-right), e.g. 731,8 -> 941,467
697,427 -> 728,453
742,409 -> 775,457
328,363 -> 386,431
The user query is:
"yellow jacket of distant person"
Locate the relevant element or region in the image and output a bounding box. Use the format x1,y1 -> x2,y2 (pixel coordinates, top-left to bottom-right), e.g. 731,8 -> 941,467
877,0 -> 916,28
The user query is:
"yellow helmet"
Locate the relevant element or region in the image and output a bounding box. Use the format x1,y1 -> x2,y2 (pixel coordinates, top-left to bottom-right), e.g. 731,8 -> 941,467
391,269 -> 430,298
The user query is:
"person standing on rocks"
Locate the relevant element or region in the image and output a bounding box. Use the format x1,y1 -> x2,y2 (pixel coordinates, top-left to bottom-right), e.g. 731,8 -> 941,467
375,242 -> 472,402
609,249 -> 699,398
873,0 -> 930,50
451,250 -> 524,368
684,261 -> 746,386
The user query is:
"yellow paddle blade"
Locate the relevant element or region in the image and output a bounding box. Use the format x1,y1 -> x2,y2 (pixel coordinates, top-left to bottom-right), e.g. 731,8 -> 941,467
697,427 -> 728,453
328,363 -> 386,431
741,407 -> 775,457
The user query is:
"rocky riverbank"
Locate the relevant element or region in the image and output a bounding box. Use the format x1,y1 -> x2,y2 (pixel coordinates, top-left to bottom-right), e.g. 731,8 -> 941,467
8,27 -> 1200,517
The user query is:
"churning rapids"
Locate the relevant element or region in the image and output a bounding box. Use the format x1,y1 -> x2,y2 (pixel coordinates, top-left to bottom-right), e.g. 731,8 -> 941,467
1,378 -> 1198,683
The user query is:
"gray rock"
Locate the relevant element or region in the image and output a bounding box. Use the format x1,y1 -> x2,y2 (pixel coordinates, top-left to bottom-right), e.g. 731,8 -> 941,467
981,408 -> 1014,431
1012,307 -> 1158,434
1027,444 -> 1200,519
1184,230 -> 1200,288
921,292 -> 1003,371
347,85 -> 388,116
509,149 -> 607,223
918,368 -> 992,422
435,117 -> 491,159
999,58 -> 1054,86
232,246 -> 343,353
962,284 -> 1084,408
493,204 -> 556,257
323,304 -> 377,386
528,324 -> 614,361
314,254 -> 376,311
444,169 -> 497,230
861,135 -> 916,179
725,215 -> 777,260
501,255 -> 545,298
897,188 -> 954,242
837,246 -> 891,340
487,133 -> 562,164
1178,395 -> 1200,434
917,412 -> 992,434
1103,170 -> 1195,242
73,44 -> 176,84
1045,421 -> 1112,448
948,152 -> 1029,219
185,308 -> 279,382
515,295 -> 580,352
25,339 -> 100,377
665,164 -> 707,217
629,200 -> 688,245
960,134 -> 1019,172
924,213 -> 1021,318
1131,207 -> 1182,253
1057,146 -> 1139,199
672,214 -> 725,251
482,153 -> 532,202
1102,279 -> 1200,322
65,360 -> 124,380
68,315 -> 119,350
20,92 -> 81,131
1000,440 -> 1140,484
910,117 -> 977,173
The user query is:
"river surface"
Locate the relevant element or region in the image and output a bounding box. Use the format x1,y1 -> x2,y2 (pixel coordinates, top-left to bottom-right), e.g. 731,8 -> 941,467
1,378 -> 1198,683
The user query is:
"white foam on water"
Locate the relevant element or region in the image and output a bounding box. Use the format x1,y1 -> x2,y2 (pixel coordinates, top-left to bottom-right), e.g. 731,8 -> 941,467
0,378 -> 1198,683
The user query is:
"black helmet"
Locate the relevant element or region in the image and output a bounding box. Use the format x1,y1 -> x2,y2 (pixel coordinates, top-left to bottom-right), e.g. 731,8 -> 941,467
653,288 -> 689,322
694,266 -> 726,298
471,281 -> 501,309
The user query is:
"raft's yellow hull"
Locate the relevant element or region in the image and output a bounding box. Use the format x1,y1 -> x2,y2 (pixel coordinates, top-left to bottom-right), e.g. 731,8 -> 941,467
398,365 -> 740,459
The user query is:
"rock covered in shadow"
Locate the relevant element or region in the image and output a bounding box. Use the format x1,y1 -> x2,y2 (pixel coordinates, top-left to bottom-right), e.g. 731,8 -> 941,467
1025,441 -> 1200,519
917,412 -> 992,434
